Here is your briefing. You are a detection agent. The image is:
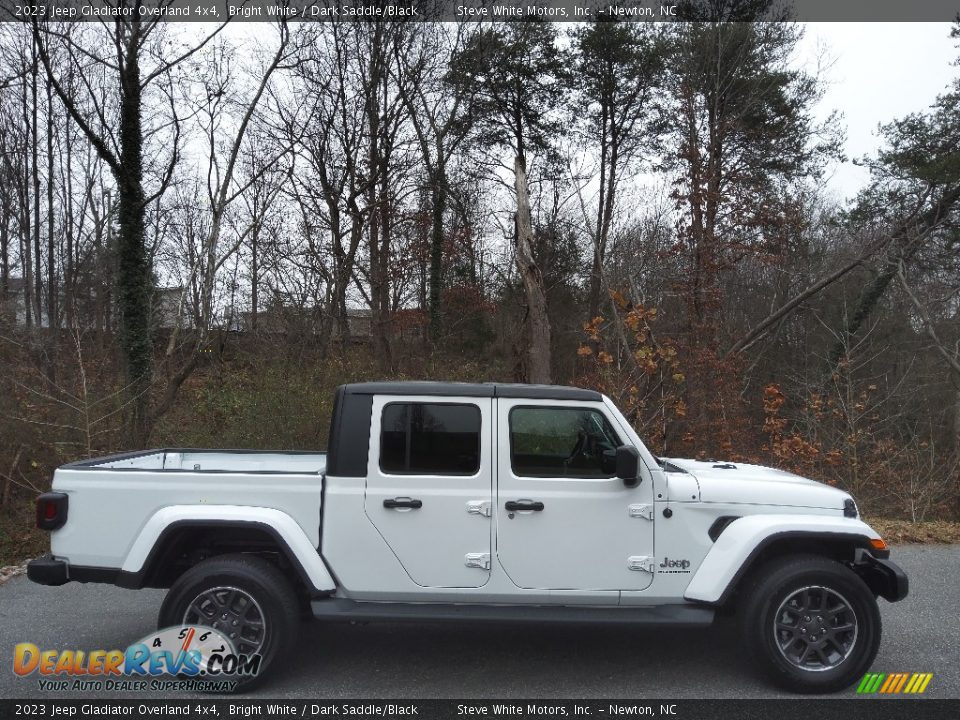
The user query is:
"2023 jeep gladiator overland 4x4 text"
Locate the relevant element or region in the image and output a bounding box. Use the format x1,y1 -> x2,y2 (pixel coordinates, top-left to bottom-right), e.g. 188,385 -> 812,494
28,382 -> 907,692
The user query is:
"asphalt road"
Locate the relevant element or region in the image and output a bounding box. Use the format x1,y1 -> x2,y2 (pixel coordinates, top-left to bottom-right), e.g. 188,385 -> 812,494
1,544 -> 957,700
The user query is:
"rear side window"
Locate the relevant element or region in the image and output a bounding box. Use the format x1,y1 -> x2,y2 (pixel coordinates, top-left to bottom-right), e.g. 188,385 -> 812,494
380,403 -> 481,475
509,406 -> 621,478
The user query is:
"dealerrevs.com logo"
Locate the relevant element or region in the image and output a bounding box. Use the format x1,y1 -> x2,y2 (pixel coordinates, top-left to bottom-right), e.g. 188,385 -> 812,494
13,626 -> 261,692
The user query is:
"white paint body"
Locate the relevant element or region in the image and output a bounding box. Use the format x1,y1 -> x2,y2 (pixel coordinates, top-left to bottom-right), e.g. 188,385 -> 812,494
48,396 -> 881,605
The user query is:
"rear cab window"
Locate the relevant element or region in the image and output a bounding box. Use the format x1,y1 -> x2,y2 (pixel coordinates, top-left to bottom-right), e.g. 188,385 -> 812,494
380,403 -> 481,475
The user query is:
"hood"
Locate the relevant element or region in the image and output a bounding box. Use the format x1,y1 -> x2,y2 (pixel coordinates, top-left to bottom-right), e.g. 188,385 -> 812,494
662,458 -> 852,512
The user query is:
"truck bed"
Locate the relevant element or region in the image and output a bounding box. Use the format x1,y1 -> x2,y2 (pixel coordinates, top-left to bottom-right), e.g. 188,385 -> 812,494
51,449 -> 327,571
65,448 -> 327,474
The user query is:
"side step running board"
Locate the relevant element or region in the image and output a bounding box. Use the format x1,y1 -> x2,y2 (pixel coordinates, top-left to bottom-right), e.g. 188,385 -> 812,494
310,598 -> 715,626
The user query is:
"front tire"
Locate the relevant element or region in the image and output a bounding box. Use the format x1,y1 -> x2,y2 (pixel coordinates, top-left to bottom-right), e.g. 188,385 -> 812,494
158,554 -> 300,691
739,554 -> 881,693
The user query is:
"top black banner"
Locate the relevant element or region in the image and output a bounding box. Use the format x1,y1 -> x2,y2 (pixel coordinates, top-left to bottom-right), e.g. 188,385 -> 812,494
0,0 -> 958,23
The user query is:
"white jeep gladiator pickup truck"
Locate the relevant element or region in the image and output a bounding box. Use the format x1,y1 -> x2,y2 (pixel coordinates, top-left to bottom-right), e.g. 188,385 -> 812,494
28,382 -> 907,692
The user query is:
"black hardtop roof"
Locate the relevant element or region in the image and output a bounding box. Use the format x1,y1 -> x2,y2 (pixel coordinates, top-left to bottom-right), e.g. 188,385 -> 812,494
340,381 -> 602,402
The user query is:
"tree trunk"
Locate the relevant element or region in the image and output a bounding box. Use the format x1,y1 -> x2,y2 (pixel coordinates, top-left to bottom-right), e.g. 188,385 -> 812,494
365,29 -> 393,371
725,238 -> 885,357
64,100 -> 75,330
45,76 -> 57,378
953,382 -> 960,454
116,28 -> 153,444
514,155 -> 552,384
21,40 -> 34,328
333,226 -> 353,352
428,164 -> 446,344
587,104 -> 609,323
376,140 -> 393,370
0,192 -> 9,298
32,38 -> 43,328
250,221 -> 259,331
20,128 -> 32,325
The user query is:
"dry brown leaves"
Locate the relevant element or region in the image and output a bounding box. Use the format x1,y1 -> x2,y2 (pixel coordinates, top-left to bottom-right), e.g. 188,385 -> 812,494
866,519 -> 960,545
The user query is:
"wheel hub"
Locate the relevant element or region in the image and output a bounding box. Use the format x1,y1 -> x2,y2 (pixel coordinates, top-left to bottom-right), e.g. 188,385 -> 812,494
799,614 -> 827,640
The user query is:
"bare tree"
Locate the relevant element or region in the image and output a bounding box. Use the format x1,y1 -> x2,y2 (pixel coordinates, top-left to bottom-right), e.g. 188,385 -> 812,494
32,12 -> 228,441
393,24 -> 474,343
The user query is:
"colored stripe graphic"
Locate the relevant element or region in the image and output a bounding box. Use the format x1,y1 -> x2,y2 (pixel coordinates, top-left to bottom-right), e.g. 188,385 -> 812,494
892,673 -> 909,693
857,672 -> 933,694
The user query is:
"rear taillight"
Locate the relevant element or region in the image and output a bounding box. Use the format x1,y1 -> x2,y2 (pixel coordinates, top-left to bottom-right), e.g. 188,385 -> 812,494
35,492 -> 68,531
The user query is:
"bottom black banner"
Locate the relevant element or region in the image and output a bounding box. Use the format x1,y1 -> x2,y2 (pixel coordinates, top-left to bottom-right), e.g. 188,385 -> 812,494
1,699 -> 958,720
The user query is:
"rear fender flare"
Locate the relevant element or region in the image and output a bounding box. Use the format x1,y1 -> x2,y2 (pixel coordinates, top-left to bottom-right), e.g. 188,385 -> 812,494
121,505 -> 336,592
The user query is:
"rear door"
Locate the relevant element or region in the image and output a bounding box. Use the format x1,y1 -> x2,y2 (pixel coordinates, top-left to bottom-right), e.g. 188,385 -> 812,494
364,395 -> 492,588
495,399 -> 655,592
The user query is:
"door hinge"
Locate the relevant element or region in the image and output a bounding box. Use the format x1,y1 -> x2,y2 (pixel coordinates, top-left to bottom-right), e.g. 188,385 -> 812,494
466,500 -> 492,517
627,555 -> 655,573
628,503 -> 654,521
465,552 -> 491,570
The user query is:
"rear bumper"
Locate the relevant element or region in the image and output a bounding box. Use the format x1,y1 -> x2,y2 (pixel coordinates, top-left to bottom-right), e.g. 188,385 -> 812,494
27,555 -> 120,587
854,550 -> 909,602
27,555 -> 69,586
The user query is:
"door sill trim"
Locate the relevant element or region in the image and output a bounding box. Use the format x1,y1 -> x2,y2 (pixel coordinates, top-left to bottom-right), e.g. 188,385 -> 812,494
310,598 -> 714,626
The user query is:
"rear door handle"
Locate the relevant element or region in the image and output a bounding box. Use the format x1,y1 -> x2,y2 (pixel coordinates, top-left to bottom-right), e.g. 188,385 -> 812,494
383,497 -> 423,509
505,500 -> 544,512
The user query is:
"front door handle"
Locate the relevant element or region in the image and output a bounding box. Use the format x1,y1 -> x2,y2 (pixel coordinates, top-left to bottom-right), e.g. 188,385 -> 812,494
504,499 -> 544,512
383,497 -> 423,509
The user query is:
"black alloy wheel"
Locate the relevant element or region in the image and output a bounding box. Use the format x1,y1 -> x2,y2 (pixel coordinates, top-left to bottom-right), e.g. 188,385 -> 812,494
159,554 -> 300,690
738,554 -> 882,693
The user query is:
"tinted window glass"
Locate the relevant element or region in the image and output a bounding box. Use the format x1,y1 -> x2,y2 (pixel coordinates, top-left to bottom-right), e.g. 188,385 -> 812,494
510,407 -> 621,478
380,403 -> 481,475
380,404 -> 409,474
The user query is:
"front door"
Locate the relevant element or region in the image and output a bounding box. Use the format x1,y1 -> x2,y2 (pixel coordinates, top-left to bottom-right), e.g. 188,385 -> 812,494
365,395 -> 492,588
496,399 -> 655,591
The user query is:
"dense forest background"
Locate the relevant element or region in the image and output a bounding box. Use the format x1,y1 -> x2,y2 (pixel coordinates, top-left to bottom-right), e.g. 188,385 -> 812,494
1,5 -> 960,563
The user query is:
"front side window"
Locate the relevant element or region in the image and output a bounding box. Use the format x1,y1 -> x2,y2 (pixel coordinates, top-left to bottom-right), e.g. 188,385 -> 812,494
380,403 -> 481,475
510,406 -> 621,478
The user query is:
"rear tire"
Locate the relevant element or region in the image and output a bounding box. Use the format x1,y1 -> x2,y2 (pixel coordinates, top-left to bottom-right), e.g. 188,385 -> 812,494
738,554 -> 881,693
159,554 -> 300,691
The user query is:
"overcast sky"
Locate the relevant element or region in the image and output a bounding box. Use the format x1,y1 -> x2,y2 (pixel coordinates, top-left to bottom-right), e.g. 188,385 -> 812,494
195,21 -> 960,207
801,23 -> 958,201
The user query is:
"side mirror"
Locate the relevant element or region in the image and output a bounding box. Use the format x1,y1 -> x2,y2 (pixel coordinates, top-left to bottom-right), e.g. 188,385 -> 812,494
601,448 -> 617,475
616,445 -> 640,487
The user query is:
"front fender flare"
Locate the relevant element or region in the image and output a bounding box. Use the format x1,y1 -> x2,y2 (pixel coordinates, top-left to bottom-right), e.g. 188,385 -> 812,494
683,514 -> 881,604
120,505 -> 336,593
